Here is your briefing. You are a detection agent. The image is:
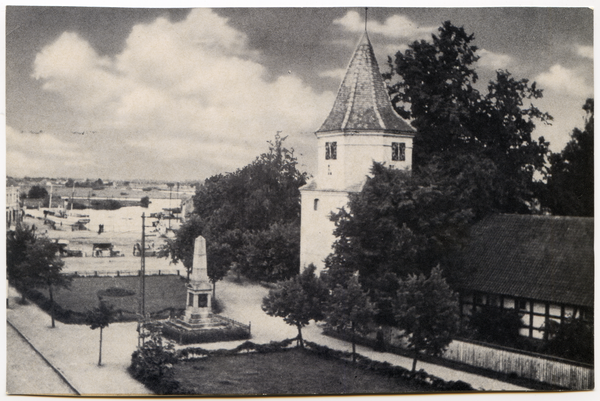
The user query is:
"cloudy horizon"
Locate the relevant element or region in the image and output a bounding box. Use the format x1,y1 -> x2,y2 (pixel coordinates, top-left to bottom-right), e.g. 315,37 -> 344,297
5,6 -> 594,181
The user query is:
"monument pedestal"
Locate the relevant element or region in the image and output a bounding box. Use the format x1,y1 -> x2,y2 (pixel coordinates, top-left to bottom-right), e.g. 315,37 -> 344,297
163,235 -> 251,344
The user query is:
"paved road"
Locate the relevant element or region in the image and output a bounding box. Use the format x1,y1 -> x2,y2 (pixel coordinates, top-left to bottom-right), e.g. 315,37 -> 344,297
6,324 -> 77,395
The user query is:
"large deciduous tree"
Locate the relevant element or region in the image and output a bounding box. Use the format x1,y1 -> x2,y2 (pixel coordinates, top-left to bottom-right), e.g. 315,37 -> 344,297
393,266 -> 460,372
166,134 -> 308,283
325,161 -> 477,324
541,98 -> 594,217
385,20 -> 551,214
262,264 -> 329,347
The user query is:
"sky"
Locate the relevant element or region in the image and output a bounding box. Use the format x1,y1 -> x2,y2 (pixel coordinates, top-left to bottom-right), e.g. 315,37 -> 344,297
4,2 -> 594,182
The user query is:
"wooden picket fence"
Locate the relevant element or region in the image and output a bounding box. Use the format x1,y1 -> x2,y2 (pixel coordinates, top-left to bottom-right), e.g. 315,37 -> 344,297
66,269 -> 182,278
443,339 -> 594,390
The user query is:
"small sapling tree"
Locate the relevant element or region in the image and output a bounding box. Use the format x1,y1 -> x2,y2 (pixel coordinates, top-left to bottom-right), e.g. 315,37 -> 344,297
262,264 -> 328,347
393,266 -> 460,372
86,300 -> 116,366
325,273 -> 377,362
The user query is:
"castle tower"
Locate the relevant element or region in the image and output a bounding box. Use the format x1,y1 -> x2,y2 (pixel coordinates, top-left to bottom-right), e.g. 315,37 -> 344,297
300,31 -> 415,274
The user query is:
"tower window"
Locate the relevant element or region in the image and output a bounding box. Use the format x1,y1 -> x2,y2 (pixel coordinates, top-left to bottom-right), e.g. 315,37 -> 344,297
392,142 -> 405,161
314,199 -> 319,211
326,142 -> 337,160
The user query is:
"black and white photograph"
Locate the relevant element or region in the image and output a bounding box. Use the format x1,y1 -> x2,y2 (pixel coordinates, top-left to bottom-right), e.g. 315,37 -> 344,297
4,1 -> 594,397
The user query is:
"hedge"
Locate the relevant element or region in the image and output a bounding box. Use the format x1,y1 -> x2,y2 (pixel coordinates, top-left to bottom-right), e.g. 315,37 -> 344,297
131,337 -> 474,394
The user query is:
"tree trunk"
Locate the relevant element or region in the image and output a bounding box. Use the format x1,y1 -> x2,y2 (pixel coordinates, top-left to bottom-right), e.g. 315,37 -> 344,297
213,281 -> 216,299
98,326 -> 103,366
49,284 -> 55,328
296,324 -> 304,348
351,322 -> 356,363
412,349 -> 418,372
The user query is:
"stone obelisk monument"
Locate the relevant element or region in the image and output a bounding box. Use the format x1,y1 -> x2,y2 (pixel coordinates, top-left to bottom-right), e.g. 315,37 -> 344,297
165,235 -> 250,343
184,236 -> 213,323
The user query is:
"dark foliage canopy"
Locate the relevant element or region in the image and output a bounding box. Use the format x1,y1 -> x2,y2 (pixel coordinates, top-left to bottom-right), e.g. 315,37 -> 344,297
7,224 -> 70,294
385,21 -> 551,214
165,134 -> 308,283
27,185 -> 48,199
541,98 -> 594,216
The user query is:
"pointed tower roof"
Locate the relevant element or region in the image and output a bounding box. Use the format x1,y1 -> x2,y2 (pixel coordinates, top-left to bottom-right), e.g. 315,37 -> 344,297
317,32 -> 414,134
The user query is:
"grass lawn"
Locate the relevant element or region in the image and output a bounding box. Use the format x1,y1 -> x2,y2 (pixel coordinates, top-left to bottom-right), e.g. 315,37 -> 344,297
174,348 -> 429,395
41,275 -> 187,317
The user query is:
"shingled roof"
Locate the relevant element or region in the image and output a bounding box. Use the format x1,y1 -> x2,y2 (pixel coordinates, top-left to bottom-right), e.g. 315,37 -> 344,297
460,214 -> 594,308
317,32 -> 414,134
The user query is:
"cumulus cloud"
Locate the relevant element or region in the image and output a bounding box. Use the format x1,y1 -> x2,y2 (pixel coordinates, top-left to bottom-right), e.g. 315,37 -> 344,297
576,45 -> 593,59
334,11 -> 435,40
319,68 -> 346,80
535,64 -> 593,98
30,8 -> 334,179
478,49 -> 513,70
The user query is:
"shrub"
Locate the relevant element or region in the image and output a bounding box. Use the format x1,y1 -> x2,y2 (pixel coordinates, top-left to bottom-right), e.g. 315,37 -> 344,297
91,199 -> 122,210
161,322 -> 250,345
130,325 -> 180,394
469,306 -> 522,347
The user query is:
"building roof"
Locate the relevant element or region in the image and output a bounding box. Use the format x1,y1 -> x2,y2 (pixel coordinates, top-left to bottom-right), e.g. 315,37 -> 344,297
460,214 -> 594,308
317,32 -> 415,135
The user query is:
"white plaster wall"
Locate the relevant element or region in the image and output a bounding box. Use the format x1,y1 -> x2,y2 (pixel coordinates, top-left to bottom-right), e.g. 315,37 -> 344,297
315,132 -> 413,191
299,189 -> 350,274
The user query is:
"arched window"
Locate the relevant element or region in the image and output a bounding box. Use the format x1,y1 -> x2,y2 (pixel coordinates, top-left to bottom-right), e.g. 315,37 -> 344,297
314,198 -> 319,211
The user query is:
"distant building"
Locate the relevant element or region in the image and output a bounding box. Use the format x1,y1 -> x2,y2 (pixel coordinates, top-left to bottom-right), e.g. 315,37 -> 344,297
459,214 -> 594,341
6,186 -> 22,228
300,31 -> 415,273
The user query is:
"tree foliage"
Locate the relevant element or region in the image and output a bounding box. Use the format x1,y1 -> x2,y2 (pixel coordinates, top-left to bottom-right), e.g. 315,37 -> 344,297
325,273 -> 377,362
166,134 -> 308,283
385,21 -> 551,214
262,264 -> 329,347
541,98 -> 594,216
140,196 -> 151,208
27,185 -> 48,199
7,223 -> 71,326
326,162 -> 477,324
543,317 -> 594,365
468,306 -> 522,347
7,223 -> 38,299
241,222 -> 300,282
393,266 -> 460,372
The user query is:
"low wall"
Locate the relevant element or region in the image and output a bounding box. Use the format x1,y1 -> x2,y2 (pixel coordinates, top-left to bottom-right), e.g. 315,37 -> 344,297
443,339 -> 594,390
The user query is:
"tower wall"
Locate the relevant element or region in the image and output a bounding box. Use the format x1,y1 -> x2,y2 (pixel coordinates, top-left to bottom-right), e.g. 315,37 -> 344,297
299,189 -> 350,273
315,132 -> 413,191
